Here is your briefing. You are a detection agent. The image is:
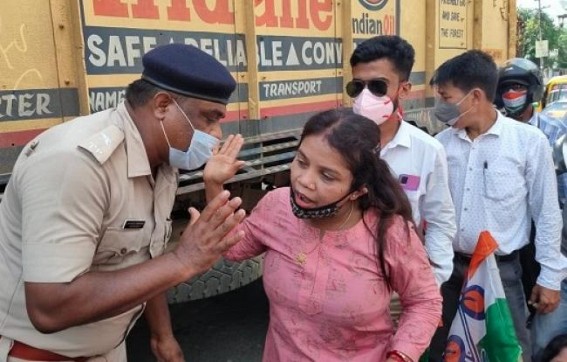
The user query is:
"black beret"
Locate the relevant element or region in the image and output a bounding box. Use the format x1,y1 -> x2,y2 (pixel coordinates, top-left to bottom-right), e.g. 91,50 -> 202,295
141,44 -> 236,105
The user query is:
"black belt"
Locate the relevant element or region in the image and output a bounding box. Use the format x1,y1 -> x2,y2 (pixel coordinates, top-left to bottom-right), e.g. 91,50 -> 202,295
455,250 -> 519,263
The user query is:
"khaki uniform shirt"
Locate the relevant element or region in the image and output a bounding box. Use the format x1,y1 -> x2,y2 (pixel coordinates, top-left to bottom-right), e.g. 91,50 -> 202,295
0,102 -> 178,357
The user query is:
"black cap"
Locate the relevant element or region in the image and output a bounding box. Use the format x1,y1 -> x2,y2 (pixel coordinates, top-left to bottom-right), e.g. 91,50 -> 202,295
142,44 -> 236,105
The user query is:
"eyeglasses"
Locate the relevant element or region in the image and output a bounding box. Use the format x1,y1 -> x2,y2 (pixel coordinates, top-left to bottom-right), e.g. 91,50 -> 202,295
345,79 -> 388,98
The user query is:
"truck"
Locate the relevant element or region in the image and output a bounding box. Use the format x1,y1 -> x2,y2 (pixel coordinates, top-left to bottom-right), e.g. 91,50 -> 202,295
0,0 -> 517,303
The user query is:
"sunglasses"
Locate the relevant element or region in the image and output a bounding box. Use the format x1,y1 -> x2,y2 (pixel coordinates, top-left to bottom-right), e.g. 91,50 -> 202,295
345,79 -> 388,98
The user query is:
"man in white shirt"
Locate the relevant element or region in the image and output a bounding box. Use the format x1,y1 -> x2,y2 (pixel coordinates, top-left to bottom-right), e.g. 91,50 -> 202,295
428,50 -> 564,362
348,35 -> 456,287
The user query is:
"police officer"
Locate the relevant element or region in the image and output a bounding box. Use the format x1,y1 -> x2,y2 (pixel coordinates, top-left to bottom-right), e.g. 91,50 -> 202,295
495,57 -> 544,123
0,44 -> 246,362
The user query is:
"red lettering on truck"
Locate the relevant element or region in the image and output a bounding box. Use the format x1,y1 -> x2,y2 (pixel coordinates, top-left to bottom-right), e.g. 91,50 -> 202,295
93,0 -> 332,30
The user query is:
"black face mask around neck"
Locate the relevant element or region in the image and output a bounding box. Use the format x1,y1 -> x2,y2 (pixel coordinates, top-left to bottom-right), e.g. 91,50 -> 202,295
289,188 -> 351,219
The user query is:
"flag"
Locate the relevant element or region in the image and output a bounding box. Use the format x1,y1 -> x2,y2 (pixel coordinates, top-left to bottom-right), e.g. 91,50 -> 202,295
443,231 -> 522,361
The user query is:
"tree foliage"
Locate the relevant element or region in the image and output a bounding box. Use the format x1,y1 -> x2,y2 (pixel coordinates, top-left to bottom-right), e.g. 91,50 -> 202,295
517,8 -> 567,69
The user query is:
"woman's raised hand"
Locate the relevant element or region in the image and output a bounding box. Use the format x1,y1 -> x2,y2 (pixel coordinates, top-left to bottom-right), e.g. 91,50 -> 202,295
203,134 -> 246,186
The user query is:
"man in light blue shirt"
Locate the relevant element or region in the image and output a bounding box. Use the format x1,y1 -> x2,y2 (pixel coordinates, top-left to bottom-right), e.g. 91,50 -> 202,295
532,113 -> 567,204
529,108 -> 567,362
496,58 -> 567,361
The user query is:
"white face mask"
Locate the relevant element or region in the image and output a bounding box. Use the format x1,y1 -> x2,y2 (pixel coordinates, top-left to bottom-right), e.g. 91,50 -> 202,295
352,88 -> 394,126
160,100 -> 219,170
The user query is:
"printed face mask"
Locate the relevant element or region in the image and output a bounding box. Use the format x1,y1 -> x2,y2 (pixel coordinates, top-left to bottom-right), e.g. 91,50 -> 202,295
433,90 -> 474,126
502,89 -> 528,115
352,88 -> 394,126
289,188 -> 350,219
161,100 -> 219,170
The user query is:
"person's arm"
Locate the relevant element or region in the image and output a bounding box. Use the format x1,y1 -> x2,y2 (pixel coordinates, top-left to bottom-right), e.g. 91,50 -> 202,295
387,218 -> 442,361
526,132 -> 565,313
24,190 -> 245,333
202,133 -> 269,261
221,189 -> 285,262
421,146 -> 456,286
145,294 -> 183,362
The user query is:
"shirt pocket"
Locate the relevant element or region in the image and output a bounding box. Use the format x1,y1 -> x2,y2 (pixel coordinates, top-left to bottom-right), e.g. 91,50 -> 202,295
93,228 -> 147,266
484,169 -> 522,202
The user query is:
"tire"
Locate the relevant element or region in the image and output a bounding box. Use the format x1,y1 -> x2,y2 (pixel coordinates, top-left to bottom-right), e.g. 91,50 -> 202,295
166,255 -> 264,303
166,180 -> 274,304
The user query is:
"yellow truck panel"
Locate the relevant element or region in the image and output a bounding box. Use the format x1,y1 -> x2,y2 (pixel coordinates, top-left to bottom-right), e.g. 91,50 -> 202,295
0,0 -> 516,186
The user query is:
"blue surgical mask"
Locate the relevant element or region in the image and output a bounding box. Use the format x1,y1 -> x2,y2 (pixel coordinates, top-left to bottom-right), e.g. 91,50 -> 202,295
160,100 -> 219,170
433,90 -> 474,126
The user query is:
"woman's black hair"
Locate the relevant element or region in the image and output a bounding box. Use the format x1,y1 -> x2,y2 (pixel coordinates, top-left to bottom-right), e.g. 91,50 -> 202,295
299,108 -> 415,283
541,333 -> 567,362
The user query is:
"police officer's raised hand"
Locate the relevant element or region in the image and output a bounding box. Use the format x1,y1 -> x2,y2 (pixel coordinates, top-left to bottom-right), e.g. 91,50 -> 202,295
173,190 -> 245,276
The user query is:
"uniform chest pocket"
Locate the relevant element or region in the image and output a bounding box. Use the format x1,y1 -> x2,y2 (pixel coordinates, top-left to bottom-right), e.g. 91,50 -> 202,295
93,228 -> 147,266
484,169 -> 523,202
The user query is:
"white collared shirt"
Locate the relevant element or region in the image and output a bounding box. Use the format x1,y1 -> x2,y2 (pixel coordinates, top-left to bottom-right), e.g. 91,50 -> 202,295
435,111 -> 565,290
381,120 -> 456,286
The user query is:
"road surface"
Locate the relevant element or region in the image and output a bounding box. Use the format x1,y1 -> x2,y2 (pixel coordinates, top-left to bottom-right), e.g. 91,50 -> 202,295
126,278 -> 269,362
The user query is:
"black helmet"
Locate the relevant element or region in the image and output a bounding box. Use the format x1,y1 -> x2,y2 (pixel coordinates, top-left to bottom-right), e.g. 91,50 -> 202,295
495,58 -> 544,115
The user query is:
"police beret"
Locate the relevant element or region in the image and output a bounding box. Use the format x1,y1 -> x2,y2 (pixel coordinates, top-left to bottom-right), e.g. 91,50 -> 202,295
141,44 -> 236,105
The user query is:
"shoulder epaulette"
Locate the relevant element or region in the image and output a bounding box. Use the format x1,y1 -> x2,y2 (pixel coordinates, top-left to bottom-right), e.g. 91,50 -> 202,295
78,124 -> 125,164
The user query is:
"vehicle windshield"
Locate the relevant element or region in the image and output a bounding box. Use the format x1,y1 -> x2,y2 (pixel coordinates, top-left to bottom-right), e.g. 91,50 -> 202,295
546,83 -> 567,106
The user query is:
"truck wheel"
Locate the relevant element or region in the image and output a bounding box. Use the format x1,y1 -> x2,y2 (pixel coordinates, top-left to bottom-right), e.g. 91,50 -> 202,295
166,255 -> 264,303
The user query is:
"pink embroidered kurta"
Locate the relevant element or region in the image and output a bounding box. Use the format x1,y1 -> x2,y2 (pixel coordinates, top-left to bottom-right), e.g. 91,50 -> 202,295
225,187 -> 441,361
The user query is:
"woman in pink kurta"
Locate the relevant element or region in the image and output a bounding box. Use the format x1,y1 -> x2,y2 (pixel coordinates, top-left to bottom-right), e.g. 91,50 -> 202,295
206,109 -> 442,361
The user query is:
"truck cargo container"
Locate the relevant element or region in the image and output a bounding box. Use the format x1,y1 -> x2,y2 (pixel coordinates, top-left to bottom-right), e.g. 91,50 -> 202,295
0,0 -> 517,302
